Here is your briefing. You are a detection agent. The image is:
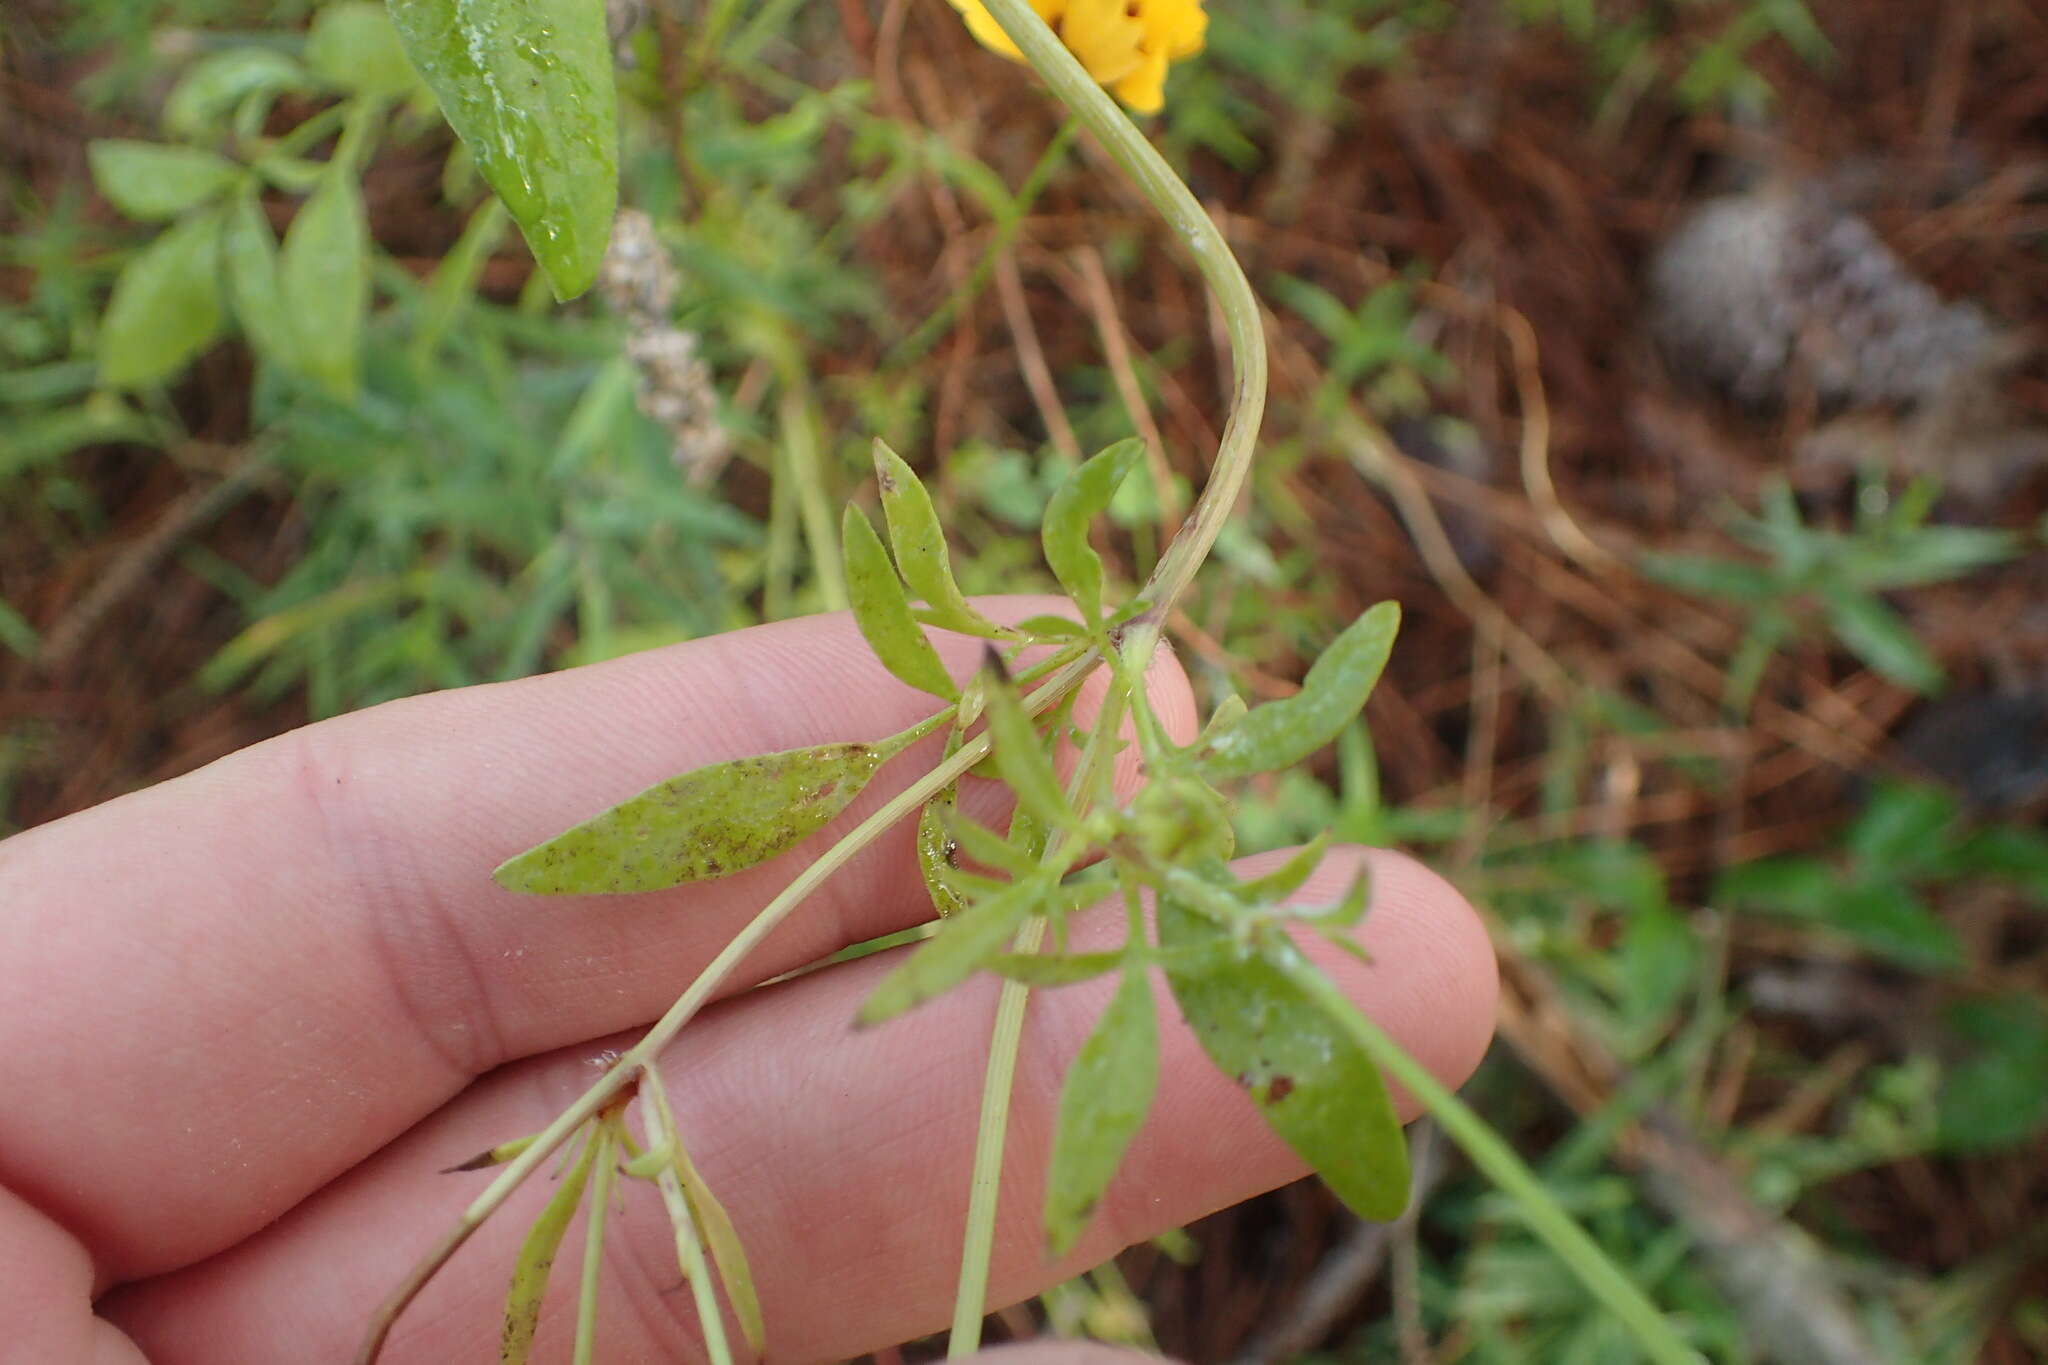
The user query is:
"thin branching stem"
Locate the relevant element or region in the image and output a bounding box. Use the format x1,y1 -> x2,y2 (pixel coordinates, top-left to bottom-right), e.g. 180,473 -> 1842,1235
355,654 -> 1102,1364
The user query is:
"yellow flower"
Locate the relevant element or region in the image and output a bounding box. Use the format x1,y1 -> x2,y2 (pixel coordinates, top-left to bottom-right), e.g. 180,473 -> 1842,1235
946,0 -> 1207,114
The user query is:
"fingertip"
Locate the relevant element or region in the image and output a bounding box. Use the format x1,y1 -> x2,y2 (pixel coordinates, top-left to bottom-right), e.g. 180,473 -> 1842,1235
1304,845 -> 1500,1113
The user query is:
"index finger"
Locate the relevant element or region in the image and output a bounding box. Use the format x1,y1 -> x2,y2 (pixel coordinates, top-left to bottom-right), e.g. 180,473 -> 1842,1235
0,597 -> 1195,1284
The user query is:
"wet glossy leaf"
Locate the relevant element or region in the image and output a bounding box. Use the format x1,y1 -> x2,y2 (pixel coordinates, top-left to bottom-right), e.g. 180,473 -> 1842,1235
502,1132 -> 596,1365
986,949 -> 1126,986
672,1139 -> 766,1354
843,506 -> 958,700
873,439 -> 1008,638
981,653 -> 1073,831
1043,438 -> 1144,621
1159,897 -> 1410,1221
221,189 -> 292,368
495,742 -> 892,894
857,877 -> 1045,1025
388,0 -> 619,299
1046,967 -> 1159,1253
164,48 -> 311,138
279,163 -> 368,399
1202,603 -> 1401,781
88,141 -> 240,220
306,1 -> 419,97
99,209 -> 225,388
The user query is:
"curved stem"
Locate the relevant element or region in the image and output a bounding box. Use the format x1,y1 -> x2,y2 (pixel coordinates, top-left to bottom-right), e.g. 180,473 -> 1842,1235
975,0 -> 1267,619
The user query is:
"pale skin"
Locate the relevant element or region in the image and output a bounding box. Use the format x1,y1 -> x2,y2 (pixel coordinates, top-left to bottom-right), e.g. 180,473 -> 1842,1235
0,597 -> 1498,1364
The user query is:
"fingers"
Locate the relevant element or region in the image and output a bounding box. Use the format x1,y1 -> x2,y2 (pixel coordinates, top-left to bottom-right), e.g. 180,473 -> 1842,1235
0,598 -> 1194,1282
105,847 -> 1498,1364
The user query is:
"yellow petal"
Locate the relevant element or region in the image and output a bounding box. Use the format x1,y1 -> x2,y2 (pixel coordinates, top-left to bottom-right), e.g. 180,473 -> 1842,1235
1111,43 -> 1170,113
1057,0 -> 1145,86
1139,0 -> 1206,59
950,0 -> 1067,62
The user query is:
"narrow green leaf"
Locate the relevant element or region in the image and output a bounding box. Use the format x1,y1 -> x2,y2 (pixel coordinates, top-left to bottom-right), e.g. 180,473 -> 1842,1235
164,48 -> 311,138
88,141 -> 240,220
412,196 -> 508,359
98,209 -> 226,388
388,0 -> 619,299
980,652 -> 1074,830
306,1 -> 420,97
0,597 -> 40,660
857,878 -> 1043,1025
843,506 -> 959,700
1240,832 -> 1333,906
1201,603 -> 1401,781
1822,587 -> 1943,693
221,189 -> 292,368
1009,613 -> 1087,640
873,439 -> 1008,637
279,163 -> 369,399
672,1139 -> 766,1355
1045,967 -> 1160,1253
502,1132 -> 597,1365
1160,897 -> 1410,1221
948,809 -> 1041,878
986,949 -> 1125,986
495,742 -> 892,894
1043,438 -> 1144,620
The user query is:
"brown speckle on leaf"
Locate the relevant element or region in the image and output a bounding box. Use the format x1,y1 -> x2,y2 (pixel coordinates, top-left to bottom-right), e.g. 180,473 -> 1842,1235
1266,1075 -> 1296,1103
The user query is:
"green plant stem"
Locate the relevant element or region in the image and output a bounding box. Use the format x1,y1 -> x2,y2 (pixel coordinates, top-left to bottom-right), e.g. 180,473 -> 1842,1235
1275,948 -> 1706,1365
948,916 -> 1046,1352
974,0 -> 1266,621
573,1123 -> 617,1365
949,658 -> 1132,1354
939,1 -> 1268,1349
355,655 -> 1100,1365
777,374 -> 847,610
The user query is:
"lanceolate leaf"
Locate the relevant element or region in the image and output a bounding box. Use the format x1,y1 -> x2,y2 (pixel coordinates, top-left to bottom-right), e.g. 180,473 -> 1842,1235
1159,897 -> 1410,1221
672,1139 -> 766,1355
88,141 -> 240,220
873,439 -> 1009,638
1045,966 -> 1160,1253
980,653 -> 1074,831
1201,603 -> 1401,781
222,189 -> 292,368
99,208 -> 226,388
387,0 -> 619,299
986,949 -> 1125,986
502,1132 -> 597,1365
917,718 -> 970,920
279,161 -> 369,399
857,877 -> 1045,1025
843,505 -> 960,700
1043,438 -> 1144,621
495,742 -> 893,894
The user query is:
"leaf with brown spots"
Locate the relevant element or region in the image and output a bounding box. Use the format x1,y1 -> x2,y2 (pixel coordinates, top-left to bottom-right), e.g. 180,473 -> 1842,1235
1159,895 -> 1410,1222
494,741 -> 898,895
501,1130 -> 596,1364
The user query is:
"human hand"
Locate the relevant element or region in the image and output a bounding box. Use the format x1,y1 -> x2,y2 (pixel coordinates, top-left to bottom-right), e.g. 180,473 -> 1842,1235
0,599 -> 1496,1363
